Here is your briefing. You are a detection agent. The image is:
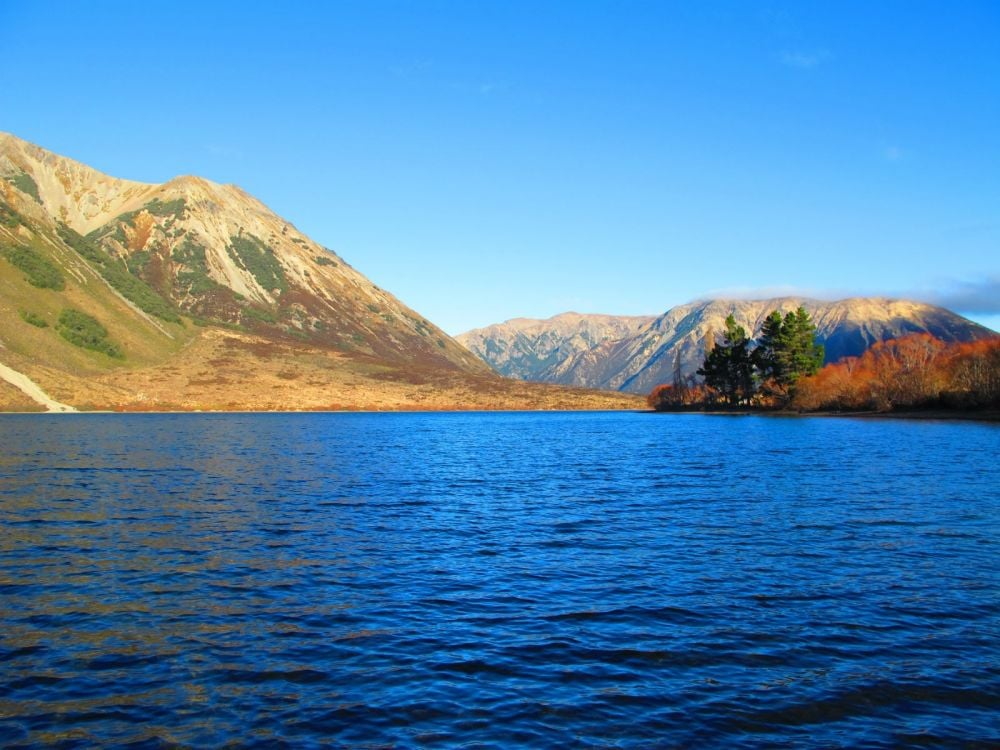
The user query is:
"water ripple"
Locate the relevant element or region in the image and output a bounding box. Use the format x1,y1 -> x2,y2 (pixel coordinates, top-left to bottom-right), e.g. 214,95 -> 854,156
0,412 -> 997,747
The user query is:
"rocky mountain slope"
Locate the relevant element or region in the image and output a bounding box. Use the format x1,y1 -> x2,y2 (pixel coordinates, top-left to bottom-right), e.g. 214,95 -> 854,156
459,299 -> 996,394
0,133 -> 641,411
457,312 -> 656,380
0,132 -> 484,371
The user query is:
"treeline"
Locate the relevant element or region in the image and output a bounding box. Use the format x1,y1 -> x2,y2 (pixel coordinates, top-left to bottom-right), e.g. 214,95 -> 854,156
649,315 -> 1000,413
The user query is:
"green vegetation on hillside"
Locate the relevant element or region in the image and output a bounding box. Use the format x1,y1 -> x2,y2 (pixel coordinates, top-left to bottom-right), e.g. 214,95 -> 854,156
2,244 -> 65,290
406,314 -> 433,337
128,249 -> 152,275
8,172 -> 41,204
57,223 -> 181,323
315,255 -> 337,266
91,199 -> 187,247
172,237 -> 220,295
227,233 -> 287,295
0,202 -> 22,228
145,198 -> 186,219
20,310 -> 48,327
61,223 -> 113,265
242,305 -> 278,324
107,199 -> 187,235
56,308 -> 124,359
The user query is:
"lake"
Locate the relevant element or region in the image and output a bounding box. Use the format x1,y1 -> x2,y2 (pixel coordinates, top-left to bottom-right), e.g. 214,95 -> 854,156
0,412 -> 997,748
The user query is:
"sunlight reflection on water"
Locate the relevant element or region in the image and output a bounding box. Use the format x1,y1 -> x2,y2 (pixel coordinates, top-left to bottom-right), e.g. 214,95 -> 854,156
0,412 -> 997,747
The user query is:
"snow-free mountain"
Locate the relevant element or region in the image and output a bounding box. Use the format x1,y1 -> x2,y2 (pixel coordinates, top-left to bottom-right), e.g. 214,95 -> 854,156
458,299 -> 996,394
458,312 -> 656,381
0,133 -> 639,411
0,131 -> 485,371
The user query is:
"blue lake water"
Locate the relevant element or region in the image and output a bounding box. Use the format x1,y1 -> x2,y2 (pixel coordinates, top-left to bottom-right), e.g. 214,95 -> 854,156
0,411 -> 998,748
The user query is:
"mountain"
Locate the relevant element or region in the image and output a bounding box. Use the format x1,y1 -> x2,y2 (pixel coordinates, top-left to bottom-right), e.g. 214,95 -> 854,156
0,133 -> 641,411
0,131 -> 483,370
459,298 -> 997,394
457,313 -> 656,381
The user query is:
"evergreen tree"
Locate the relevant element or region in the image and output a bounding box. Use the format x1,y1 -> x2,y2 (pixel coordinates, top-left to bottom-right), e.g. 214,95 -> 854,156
698,314 -> 755,405
753,306 -> 825,400
754,310 -> 790,385
786,306 -> 825,380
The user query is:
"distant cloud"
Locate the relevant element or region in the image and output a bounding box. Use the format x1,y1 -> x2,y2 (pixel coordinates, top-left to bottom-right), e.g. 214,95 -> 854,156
693,285 -> 850,302
694,279 -> 1000,314
778,50 -> 830,69
926,276 -> 1000,314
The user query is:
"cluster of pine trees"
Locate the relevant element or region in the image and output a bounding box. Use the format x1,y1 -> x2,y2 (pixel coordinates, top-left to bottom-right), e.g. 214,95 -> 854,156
697,307 -> 824,406
649,306 -> 824,410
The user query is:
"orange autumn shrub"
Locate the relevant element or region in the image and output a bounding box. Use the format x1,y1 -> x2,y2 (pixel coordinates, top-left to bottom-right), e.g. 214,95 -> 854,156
864,333 -> 950,409
941,338 -> 1000,407
647,382 -> 715,410
790,356 -> 867,411
793,334 -> 1000,412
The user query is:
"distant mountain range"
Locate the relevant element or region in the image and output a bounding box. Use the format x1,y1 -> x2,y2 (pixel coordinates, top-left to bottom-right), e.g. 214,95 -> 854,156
0,133 -> 639,411
459,312 -> 657,382
458,298 -> 996,394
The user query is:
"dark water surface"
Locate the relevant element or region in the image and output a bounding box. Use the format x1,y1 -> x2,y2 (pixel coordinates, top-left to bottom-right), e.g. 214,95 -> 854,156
0,412 -> 997,748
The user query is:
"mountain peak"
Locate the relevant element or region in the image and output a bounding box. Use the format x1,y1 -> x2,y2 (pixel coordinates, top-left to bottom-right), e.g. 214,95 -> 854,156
1,132 -> 157,234
1,133 -> 491,377
162,174 -> 213,189
156,174 -> 258,209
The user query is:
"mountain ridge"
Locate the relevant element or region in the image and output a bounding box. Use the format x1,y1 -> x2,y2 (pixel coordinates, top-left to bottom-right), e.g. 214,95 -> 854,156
1,131 -> 485,371
458,299 -> 996,394
0,132 -> 641,411
457,311 -> 656,382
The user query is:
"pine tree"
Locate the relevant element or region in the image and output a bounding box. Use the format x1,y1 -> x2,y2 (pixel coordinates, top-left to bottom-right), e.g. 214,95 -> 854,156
787,306 -> 825,380
698,314 -> 755,405
754,310 -> 790,385
753,306 -> 824,402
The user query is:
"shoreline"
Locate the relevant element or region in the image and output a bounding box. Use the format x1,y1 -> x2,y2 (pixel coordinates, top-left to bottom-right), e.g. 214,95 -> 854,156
2,406 -> 997,422
647,406 -> 1000,422
0,406 -> 646,416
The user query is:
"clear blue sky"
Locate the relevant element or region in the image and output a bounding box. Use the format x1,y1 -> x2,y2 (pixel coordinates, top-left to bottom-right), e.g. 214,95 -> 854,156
2,1 -> 997,333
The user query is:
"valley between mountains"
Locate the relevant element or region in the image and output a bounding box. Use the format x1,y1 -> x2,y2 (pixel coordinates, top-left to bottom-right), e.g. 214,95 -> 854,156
1,133 -> 993,412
